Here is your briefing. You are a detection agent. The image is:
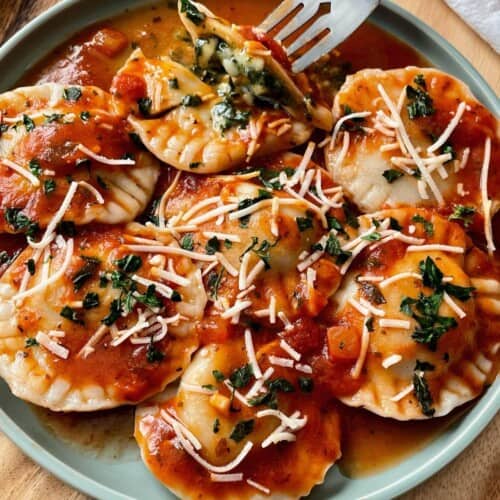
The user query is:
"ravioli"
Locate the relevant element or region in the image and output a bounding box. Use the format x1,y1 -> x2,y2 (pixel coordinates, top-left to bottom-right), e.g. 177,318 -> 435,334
0,226 -> 206,411
135,337 -> 341,499
127,152 -> 349,342
325,67 -> 499,252
113,0 -> 332,173
0,83 -> 160,234
325,208 -> 495,419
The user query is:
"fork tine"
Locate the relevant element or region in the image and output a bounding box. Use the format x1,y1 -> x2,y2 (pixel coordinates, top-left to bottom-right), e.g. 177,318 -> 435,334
286,14 -> 331,56
274,2 -> 321,41
258,0 -> 304,33
289,0 -> 379,72
292,32 -> 339,73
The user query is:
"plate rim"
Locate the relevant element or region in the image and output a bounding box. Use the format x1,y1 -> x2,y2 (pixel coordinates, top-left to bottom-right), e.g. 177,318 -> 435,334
0,1 -> 498,499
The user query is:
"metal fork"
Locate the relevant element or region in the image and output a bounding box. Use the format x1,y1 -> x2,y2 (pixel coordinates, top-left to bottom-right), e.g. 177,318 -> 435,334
259,0 -> 380,73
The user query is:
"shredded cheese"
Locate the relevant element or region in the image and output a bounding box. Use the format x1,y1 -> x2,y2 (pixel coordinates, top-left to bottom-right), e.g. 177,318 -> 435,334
351,320 -> 370,379
329,111 -> 371,149
382,354 -> 403,369
215,252 -> 239,277
443,292 -> 467,318
210,473 -> 243,482
244,328 -> 263,379
246,479 -> 270,495
1,158 -> 40,186
380,272 -> 422,288
268,355 -> 294,368
427,102 -> 466,153
406,244 -> 464,254
124,244 -> 217,262
480,137 -> 495,255
77,143 -> 135,165
379,318 -> 411,329
279,339 -> 301,361
390,383 -> 414,402
35,331 -> 69,359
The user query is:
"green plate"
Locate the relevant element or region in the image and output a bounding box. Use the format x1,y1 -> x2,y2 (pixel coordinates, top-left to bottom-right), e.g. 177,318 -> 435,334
0,1 -> 498,499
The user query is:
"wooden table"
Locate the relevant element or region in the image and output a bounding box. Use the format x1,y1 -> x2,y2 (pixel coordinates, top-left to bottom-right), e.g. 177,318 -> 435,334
0,1 -> 498,499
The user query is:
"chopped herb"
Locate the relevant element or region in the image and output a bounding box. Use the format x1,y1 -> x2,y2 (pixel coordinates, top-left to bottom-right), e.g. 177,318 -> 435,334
60,305 -> 83,324
224,239 -> 232,249
29,159 -> 42,177
324,233 -> 352,264
25,337 -> 39,347
401,291 -> 457,351
413,371 -> 435,417
411,214 -> 434,236
211,98 -> 250,132
83,292 -> 100,309
443,283 -> 475,301
102,299 -> 121,326
99,274 -> 109,288
365,316 -> 375,332
389,217 -> 402,231
406,79 -> 435,119
205,236 -> 220,255
180,0 -> 206,25
207,268 -> 224,299
383,169 -> 404,183
414,74 -> 427,88
171,290 -> 182,302
23,114 -> 35,132
4,208 -> 39,237
212,369 -> 225,382
360,282 -> 386,305
213,418 -> 220,433
419,257 -> 443,289
449,205 -> 476,227
129,132 -> 145,149
63,87 -> 82,102
415,360 -> 435,372
342,203 -> 360,229
296,216 -> 313,232
115,254 -> 142,273
361,232 -> 382,242
298,376 -> 314,393
441,143 -> 456,162
235,190 -> 272,227
181,94 -> 202,107
25,258 -> 36,275
189,161 -> 201,169
180,233 -> 194,251
146,341 -> 165,363
266,377 -> 295,393
230,419 -> 254,442
72,256 -> 100,291
56,220 -> 76,237
136,284 -> 163,309
326,216 -> 347,236
80,111 -> 90,121
137,97 -> 152,116
229,364 -> 253,389
168,78 -> 179,89
340,104 -> 366,132
95,175 -> 108,190
202,384 -> 217,391
43,179 -> 56,195
44,113 -> 64,123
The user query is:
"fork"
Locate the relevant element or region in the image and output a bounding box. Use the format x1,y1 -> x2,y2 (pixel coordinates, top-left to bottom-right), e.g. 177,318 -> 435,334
259,0 -> 380,73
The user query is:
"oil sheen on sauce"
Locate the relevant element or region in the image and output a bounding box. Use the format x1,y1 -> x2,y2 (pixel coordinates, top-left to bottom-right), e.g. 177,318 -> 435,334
6,0 -> 476,480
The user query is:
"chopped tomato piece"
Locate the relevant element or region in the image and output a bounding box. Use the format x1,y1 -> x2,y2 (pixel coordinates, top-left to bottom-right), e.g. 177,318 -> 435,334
327,325 -> 361,361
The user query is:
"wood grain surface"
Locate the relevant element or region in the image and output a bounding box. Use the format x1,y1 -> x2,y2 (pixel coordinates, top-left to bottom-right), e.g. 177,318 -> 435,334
0,1 -> 498,499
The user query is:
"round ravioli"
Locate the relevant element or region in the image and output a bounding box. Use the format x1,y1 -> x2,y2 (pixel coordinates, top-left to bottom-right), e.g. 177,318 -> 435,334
325,208 -> 494,419
113,1 -> 331,174
325,67 -> 499,251
135,337 -> 341,499
0,83 -> 160,234
0,226 -> 206,411
128,152 -> 350,343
